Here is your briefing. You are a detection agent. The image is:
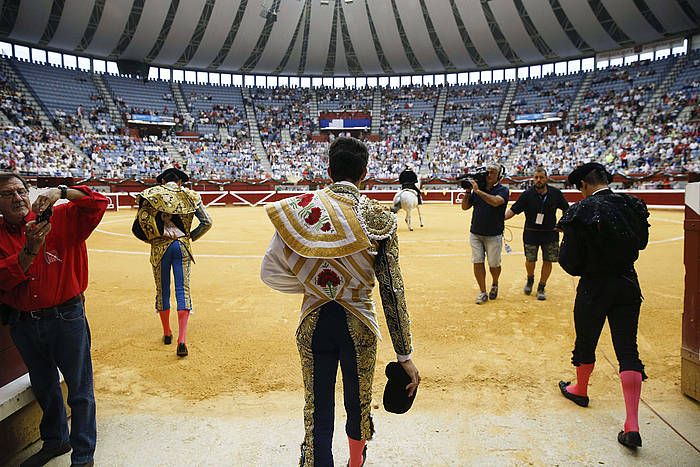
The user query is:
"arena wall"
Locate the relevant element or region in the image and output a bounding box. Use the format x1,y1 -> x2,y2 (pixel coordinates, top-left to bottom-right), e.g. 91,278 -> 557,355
103,189 -> 686,211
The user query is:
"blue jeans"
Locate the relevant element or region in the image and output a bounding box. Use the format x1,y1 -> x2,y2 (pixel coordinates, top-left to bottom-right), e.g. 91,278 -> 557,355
10,300 -> 97,464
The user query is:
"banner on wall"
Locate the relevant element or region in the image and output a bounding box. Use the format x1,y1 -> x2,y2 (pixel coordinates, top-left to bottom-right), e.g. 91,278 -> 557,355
319,118 -> 371,130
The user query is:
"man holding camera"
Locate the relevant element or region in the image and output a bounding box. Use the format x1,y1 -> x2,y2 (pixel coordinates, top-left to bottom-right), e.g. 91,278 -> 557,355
505,167 -> 569,300
460,163 -> 509,304
0,173 -> 108,467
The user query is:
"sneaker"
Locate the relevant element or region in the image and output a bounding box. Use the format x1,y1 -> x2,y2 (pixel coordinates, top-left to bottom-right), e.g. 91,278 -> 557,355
489,284 -> 498,300
475,292 -> 489,305
537,284 -> 546,301
524,277 -> 534,295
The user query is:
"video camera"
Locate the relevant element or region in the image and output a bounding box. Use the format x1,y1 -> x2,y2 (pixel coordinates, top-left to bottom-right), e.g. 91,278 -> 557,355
457,168 -> 489,191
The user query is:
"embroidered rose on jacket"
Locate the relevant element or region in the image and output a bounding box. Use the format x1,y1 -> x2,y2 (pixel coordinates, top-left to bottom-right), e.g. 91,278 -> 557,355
298,193 -> 314,207
316,268 -> 341,297
320,222 -> 331,232
305,207 -> 322,225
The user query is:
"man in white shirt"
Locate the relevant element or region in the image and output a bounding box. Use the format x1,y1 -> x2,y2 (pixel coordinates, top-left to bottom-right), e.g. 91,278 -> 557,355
261,137 -> 420,467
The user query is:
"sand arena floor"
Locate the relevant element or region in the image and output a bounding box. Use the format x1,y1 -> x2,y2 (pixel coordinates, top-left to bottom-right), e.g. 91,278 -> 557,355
25,204 -> 698,466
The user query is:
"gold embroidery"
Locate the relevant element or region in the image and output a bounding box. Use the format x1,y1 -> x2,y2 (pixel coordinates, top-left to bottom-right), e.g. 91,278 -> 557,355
357,197 -> 397,241
138,184 -> 199,215
265,187 -> 371,259
345,310 -> 377,440
296,310 -> 320,467
152,261 -> 163,310
374,233 -> 413,356
179,241 -> 192,310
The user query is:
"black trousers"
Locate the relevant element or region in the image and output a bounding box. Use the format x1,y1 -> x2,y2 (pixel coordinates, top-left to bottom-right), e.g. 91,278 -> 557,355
571,274 -> 645,375
297,301 -> 376,467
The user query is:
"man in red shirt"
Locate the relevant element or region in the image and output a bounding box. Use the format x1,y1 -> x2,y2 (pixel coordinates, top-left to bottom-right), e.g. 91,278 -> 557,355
0,173 -> 108,467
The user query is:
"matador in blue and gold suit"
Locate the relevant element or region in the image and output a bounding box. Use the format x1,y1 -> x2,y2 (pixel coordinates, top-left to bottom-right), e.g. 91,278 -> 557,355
132,168 -> 212,357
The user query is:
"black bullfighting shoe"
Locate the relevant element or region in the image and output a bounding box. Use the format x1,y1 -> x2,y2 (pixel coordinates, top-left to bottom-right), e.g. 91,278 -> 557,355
617,431 -> 642,449
558,380 -> 589,407
177,342 -> 188,357
163,334 -> 173,345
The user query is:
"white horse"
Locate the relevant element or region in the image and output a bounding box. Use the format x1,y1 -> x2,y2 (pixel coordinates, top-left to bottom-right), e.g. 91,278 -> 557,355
392,189 -> 423,231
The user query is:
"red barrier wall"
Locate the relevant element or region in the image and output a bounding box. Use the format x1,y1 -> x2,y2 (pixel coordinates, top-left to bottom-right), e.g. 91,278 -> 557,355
104,189 -> 684,210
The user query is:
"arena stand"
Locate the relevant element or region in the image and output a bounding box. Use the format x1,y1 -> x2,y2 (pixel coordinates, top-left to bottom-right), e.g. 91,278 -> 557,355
317,86 -> 373,112
379,85 -> 437,157
13,59 -> 113,131
443,82 -> 507,138
180,83 -> 248,139
0,52 -> 697,191
251,87 -> 315,145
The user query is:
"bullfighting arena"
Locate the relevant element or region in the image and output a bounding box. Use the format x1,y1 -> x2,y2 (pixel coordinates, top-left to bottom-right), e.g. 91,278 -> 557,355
14,204 -> 698,466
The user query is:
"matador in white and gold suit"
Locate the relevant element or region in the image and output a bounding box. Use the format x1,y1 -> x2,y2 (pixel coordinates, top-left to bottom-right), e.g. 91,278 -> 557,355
261,137 -> 419,467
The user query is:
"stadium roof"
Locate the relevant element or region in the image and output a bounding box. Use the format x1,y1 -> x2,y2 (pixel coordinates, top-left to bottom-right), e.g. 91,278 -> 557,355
1,0 -> 699,76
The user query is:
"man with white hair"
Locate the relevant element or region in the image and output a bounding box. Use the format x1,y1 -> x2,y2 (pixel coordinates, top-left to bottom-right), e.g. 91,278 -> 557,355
460,163 -> 509,304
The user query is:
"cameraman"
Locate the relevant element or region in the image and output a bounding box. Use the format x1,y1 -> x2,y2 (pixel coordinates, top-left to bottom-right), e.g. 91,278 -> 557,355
460,163 -> 509,304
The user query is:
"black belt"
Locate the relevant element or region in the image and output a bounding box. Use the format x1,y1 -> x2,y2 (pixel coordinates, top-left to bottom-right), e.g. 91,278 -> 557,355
18,295 -> 84,321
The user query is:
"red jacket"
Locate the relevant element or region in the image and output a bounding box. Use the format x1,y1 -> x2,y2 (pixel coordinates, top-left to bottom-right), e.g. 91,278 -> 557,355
0,186 -> 108,312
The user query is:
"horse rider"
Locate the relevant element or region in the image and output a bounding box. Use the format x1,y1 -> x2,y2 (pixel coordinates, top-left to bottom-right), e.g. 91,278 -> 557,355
393,164 -> 422,213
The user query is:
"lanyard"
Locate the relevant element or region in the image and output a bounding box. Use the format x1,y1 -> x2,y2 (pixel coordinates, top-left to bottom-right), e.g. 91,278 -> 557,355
538,193 -> 548,214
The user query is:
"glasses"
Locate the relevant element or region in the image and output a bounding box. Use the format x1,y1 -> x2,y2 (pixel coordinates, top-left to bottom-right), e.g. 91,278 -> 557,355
0,189 -> 28,199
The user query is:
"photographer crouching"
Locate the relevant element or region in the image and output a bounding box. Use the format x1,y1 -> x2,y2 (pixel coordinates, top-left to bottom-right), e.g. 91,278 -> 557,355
459,163 -> 509,305
0,173 -> 108,467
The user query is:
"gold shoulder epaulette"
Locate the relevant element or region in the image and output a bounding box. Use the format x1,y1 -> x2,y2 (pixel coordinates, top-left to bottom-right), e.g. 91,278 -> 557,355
140,185 -> 198,215
183,187 -> 202,205
357,197 -> 397,241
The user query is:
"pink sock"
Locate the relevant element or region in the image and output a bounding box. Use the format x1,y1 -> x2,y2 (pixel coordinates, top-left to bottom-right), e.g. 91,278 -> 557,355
347,436 -> 366,467
620,370 -> 642,432
158,309 -> 171,336
567,363 -> 594,397
177,309 -> 190,344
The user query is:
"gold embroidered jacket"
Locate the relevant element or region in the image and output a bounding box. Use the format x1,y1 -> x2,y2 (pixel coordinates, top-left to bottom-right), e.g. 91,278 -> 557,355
134,183 -> 212,266
261,182 -> 413,359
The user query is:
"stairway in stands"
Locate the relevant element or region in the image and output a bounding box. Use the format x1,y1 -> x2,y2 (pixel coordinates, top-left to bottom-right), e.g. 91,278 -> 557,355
218,126 -> 230,142
163,140 -> 184,167
310,88 -> 319,137
80,116 -> 95,133
423,86 -> 448,175
241,87 -> 271,173
496,81 -> 516,130
171,82 -> 194,130
567,72 -> 593,123
92,74 -> 124,127
0,60 -> 53,130
281,127 -> 292,144
371,87 -> 382,135
0,106 -> 13,127
1,59 -> 87,156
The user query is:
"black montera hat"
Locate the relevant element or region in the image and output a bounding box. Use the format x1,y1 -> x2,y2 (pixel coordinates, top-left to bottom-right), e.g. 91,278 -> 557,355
567,162 -> 613,188
383,362 -> 417,414
156,167 -> 189,184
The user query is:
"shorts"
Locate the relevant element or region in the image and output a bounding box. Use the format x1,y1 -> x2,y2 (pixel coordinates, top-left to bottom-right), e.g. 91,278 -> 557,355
524,241 -> 560,263
470,233 -> 503,268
